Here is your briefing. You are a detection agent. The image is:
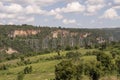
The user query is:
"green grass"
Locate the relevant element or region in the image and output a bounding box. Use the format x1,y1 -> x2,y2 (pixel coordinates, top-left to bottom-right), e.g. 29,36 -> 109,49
0,48 -> 100,80
0,60 -> 60,80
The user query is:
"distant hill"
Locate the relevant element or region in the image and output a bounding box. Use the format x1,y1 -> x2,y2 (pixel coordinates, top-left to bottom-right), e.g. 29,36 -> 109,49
0,25 -> 119,54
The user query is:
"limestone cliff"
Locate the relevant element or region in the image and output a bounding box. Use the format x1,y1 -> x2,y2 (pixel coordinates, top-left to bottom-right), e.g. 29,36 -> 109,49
9,29 -> 40,37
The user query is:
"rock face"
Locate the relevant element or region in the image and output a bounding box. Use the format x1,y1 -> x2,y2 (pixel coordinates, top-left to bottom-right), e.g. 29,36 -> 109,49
5,48 -> 18,54
51,30 -> 69,38
9,29 -> 40,37
0,47 -> 18,54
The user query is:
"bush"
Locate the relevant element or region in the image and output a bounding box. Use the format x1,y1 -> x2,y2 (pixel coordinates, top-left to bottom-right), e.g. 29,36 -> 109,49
45,55 -> 63,60
84,51 -> 92,56
84,51 -> 105,56
65,45 -> 73,51
66,51 -> 81,59
115,57 -> 120,74
110,50 -> 120,58
74,46 -> 79,50
17,72 -> 25,80
55,59 -> 102,80
0,64 -> 8,70
55,60 -> 76,80
24,66 -> 32,74
96,52 -> 115,73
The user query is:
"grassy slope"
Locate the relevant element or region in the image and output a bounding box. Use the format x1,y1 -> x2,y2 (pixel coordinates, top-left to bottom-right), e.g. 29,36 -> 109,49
0,48 -> 105,80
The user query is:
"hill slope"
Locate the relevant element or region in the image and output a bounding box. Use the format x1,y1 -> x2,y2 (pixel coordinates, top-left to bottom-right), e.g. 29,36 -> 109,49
0,25 -> 120,54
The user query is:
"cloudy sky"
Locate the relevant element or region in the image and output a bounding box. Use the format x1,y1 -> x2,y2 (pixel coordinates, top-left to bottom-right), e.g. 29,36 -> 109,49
0,0 -> 120,28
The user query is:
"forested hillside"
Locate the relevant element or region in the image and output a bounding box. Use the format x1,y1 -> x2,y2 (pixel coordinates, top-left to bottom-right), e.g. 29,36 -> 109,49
0,25 -> 120,55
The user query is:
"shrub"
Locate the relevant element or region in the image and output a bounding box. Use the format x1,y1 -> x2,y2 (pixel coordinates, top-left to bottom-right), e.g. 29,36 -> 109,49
55,60 -> 76,80
96,52 -> 115,73
0,64 -> 8,70
110,50 -> 120,58
66,51 -> 81,59
65,45 -> 73,51
45,55 -> 63,60
74,46 -> 79,50
24,66 -> 32,74
17,72 -> 25,80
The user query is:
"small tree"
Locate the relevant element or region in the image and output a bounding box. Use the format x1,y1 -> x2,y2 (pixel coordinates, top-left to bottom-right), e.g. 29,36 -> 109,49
24,67 -> 29,74
89,67 -> 101,80
116,57 -> 120,74
29,66 -> 32,73
56,45 -> 61,56
17,72 -> 25,80
96,51 -> 114,73
24,66 -> 32,74
20,56 -> 24,62
55,60 -> 76,80
65,45 -> 72,51
66,51 -> 81,59
0,64 -> 8,70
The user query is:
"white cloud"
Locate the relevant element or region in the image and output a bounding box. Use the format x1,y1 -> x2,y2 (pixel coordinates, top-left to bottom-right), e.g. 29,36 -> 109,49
55,14 -> 63,20
100,8 -> 120,19
112,5 -> 120,9
0,2 -> 23,14
0,1 -> 42,24
48,1 -> 85,19
8,22 -> 14,25
54,8 -> 61,13
86,4 -> 104,14
85,0 -> 104,5
48,10 -> 57,15
61,1 -> 85,13
63,19 -> 76,24
25,17 -> 35,22
0,0 -> 119,27
0,0 -> 62,7
0,13 -> 16,19
11,16 -> 35,25
25,0 -> 61,6
114,0 -> 120,4
48,10 -> 63,20
25,5 -> 45,14
85,0 -> 105,15
5,3 -> 23,13
47,1 -> 85,21
0,2 -> 3,6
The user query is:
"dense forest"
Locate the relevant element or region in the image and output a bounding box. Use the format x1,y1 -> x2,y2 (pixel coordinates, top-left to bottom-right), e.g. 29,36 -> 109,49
0,24 -> 120,61
0,25 -> 120,52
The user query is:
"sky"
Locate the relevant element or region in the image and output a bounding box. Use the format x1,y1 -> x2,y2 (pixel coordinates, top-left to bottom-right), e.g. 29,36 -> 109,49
0,0 -> 120,28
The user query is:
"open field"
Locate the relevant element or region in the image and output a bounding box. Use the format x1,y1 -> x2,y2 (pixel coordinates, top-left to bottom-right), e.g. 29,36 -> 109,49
0,48 -> 97,80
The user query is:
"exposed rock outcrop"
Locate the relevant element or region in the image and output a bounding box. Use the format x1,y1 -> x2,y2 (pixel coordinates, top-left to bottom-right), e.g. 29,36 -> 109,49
9,29 -> 40,37
5,48 -> 18,54
51,30 -> 69,38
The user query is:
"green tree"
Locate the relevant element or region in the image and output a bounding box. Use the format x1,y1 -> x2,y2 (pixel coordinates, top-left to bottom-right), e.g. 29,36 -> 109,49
116,57 -> 120,74
56,44 -> 61,56
55,60 -> 76,80
66,51 -> 81,59
17,72 -> 25,80
0,64 -> 8,70
96,51 -> 114,73
24,66 -> 32,74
